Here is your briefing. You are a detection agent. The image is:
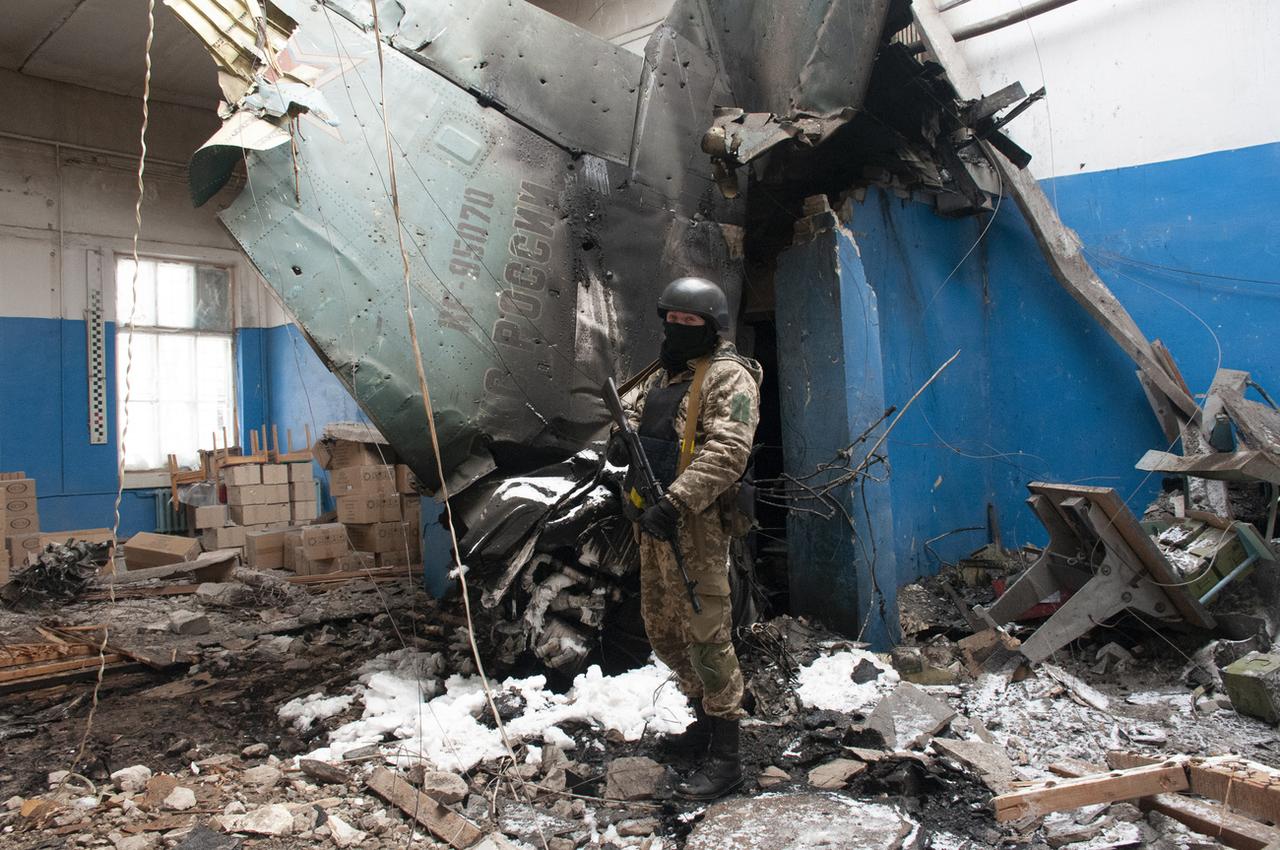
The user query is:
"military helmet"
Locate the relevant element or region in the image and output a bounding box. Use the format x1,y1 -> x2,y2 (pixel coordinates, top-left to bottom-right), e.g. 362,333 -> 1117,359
656,276 -> 730,332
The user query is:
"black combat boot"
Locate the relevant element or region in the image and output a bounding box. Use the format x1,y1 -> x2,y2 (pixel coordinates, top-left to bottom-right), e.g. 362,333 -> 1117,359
674,716 -> 742,800
660,703 -> 712,757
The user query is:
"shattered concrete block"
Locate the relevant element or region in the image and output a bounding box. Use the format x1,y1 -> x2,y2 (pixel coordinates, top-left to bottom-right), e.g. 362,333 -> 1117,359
241,765 -> 283,789
866,683 -> 956,750
240,743 -> 269,759
298,759 -> 349,786
419,770 -> 469,805
850,657 -> 883,684
219,803 -> 294,836
113,834 -> 159,850
326,813 -> 366,848
163,786 -> 197,811
757,766 -> 789,788
604,756 -> 664,801
173,825 -> 242,849
807,759 -> 866,790
617,817 -> 658,837
686,793 -> 915,850
168,610 -> 211,636
931,738 -> 1015,793
111,765 -> 152,793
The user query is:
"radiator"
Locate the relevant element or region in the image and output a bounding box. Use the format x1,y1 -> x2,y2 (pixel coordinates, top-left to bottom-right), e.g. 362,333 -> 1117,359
153,489 -> 190,534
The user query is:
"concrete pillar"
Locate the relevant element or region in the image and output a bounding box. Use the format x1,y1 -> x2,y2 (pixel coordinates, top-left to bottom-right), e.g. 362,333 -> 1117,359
774,219 -> 899,649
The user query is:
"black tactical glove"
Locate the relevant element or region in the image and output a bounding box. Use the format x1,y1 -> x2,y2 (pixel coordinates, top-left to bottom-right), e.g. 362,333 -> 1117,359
639,497 -> 679,540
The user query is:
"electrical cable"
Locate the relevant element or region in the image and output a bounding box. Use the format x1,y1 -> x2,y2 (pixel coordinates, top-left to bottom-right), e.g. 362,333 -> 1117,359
57,0 -> 156,799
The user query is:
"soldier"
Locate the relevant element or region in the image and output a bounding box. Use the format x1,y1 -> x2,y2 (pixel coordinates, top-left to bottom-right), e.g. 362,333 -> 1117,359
619,276 -> 762,800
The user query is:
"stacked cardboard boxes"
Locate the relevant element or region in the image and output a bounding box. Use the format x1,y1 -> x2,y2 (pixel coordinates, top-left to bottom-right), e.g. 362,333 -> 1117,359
2,473 -> 40,576
306,434 -> 423,575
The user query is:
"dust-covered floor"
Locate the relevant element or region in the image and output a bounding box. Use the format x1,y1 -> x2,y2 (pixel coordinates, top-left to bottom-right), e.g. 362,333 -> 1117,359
2,562 -> 1279,850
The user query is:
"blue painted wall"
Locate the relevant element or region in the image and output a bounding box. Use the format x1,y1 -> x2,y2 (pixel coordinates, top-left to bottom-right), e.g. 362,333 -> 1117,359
851,140 -> 1280,579
775,226 -> 900,647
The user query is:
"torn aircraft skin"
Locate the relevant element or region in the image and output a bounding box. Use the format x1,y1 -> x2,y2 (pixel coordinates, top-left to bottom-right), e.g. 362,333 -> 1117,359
173,0 -> 893,495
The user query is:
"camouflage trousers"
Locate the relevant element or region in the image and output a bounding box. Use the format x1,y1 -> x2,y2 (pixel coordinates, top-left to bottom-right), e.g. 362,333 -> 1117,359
638,506 -> 744,719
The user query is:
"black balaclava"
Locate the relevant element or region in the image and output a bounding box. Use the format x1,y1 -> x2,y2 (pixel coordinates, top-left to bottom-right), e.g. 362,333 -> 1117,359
660,319 -> 718,373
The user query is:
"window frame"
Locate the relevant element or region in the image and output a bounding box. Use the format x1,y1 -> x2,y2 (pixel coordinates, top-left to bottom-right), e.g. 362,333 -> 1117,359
114,253 -> 239,486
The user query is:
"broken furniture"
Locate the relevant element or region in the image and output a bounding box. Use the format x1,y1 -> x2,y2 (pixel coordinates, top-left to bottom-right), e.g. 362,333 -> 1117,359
972,483 -> 1220,663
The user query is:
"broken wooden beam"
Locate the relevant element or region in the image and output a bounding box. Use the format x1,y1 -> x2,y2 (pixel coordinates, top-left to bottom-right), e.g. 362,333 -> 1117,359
366,766 -> 483,849
1055,757 -> 1280,850
910,0 -> 1200,427
992,762 -> 1189,822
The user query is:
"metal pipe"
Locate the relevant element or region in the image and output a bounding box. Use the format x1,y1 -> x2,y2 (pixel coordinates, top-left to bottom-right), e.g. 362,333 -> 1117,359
907,0 -> 1082,52
950,0 -> 1081,42
0,129 -> 191,170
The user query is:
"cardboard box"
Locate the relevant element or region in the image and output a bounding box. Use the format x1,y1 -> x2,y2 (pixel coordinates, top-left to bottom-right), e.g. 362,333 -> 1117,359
332,551 -> 376,572
395,464 -> 419,494
0,471 -> 26,481
4,513 -> 39,536
2,478 -> 36,500
314,439 -> 391,471
261,464 -> 289,485
227,485 -> 267,506
261,483 -> 290,504
246,528 -> 288,569
289,481 -> 315,501
4,495 -> 37,517
202,525 -> 246,550
284,543 -> 304,572
0,548 -> 9,583
230,504 -> 291,526
223,464 -> 261,486
376,549 -> 422,568
346,521 -> 417,554
123,532 -> 201,568
401,494 -> 421,525
37,528 -> 113,548
292,501 -> 318,523
336,494 -> 401,525
288,463 -> 315,482
330,465 -> 396,497
7,533 -> 41,564
301,523 -> 347,560
188,504 -> 228,529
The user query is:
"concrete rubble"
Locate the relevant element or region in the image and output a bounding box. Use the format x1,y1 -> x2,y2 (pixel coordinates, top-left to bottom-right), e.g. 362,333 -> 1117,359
0,535 -> 1277,850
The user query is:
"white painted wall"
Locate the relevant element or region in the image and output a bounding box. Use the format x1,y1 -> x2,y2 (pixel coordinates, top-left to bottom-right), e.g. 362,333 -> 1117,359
941,0 -> 1280,177
0,70 -> 278,326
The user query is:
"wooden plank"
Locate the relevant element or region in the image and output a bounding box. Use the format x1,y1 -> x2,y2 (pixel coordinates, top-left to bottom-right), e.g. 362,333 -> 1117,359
82,584 -> 202,601
0,654 -> 123,684
287,567 -> 404,585
38,626 -> 188,671
910,0 -> 1200,425
1058,757 -> 1280,850
0,644 -> 93,668
1136,450 -> 1280,485
0,661 -> 143,695
366,767 -> 484,849
1190,757 -> 1280,827
992,762 -> 1189,822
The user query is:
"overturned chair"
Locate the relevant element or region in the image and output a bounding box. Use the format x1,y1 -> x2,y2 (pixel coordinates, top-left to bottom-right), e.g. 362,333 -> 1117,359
971,482 -> 1273,664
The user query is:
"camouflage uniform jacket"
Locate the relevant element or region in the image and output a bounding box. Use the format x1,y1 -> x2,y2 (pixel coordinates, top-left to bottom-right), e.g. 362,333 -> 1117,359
624,338 -> 764,517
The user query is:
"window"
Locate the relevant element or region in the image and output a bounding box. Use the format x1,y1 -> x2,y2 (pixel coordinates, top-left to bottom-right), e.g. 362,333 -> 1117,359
116,257 -> 235,471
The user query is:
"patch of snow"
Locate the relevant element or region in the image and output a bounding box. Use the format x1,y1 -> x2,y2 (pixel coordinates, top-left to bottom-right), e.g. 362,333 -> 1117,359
794,649 -> 899,712
496,476 -> 580,505
278,692 -> 356,731
302,654 -> 692,771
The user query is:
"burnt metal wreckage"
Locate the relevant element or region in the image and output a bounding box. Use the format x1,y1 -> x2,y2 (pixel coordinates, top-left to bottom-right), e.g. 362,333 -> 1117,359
166,0 -> 1210,673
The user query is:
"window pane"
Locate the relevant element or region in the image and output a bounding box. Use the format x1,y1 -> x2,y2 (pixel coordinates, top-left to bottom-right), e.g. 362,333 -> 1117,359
118,331 -> 159,403
122,400 -> 160,471
116,258 -> 157,325
156,262 -> 196,328
157,335 -> 196,403
158,400 -> 197,468
196,336 -> 233,405
195,267 -> 232,331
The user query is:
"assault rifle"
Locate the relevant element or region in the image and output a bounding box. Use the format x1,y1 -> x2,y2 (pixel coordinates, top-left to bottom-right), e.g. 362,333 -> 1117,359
601,377 -> 701,613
